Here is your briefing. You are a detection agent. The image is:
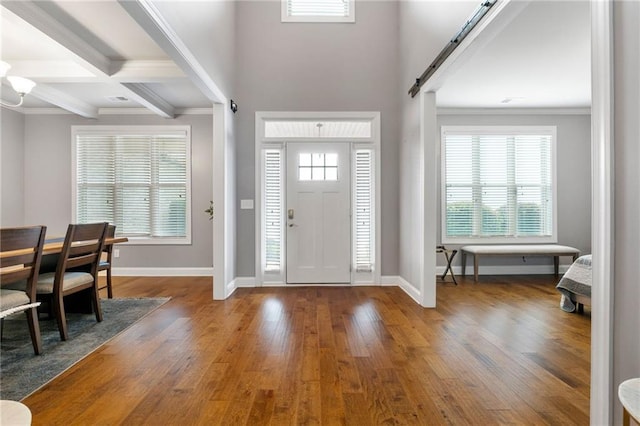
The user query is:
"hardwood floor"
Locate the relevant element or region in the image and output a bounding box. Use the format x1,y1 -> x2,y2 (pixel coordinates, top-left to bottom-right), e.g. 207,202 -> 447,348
22,275 -> 590,425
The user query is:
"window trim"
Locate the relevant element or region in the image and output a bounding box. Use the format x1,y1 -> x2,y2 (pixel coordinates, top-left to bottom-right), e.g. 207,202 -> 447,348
281,0 -> 355,23
440,125 -> 558,245
71,125 -> 192,245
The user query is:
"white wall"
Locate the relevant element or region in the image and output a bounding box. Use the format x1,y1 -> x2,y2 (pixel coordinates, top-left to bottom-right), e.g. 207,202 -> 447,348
0,108 -> 25,227
437,113 -> 592,271
234,0 -> 400,277
21,113 -> 214,269
151,0 -> 236,98
398,1 -> 478,290
613,2 -> 640,423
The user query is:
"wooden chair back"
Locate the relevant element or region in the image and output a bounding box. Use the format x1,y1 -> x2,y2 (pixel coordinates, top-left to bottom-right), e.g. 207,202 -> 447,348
54,223 -> 108,290
102,224 -> 116,261
0,226 -> 47,299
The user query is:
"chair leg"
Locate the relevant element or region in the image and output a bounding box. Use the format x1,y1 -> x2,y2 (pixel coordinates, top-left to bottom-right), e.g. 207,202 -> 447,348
106,268 -> 113,299
26,307 -> 43,355
92,281 -> 103,323
53,294 -> 69,341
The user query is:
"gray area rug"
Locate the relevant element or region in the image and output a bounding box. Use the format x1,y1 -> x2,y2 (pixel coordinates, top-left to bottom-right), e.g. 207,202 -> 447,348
0,297 -> 169,401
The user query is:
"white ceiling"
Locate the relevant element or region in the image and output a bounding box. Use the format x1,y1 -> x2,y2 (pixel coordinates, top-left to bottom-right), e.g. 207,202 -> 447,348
0,0 -> 591,116
437,0 -> 591,109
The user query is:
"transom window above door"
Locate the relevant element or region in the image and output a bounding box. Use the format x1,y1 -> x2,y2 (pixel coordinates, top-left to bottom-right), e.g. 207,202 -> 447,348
264,120 -> 370,139
298,153 -> 338,181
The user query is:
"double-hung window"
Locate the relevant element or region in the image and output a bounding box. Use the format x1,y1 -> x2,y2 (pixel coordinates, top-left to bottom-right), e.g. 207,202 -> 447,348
72,126 -> 191,244
282,0 -> 355,23
441,126 -> 556,243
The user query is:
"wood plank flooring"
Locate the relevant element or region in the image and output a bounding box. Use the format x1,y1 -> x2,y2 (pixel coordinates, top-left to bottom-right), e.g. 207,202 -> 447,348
21,275 -> 590,425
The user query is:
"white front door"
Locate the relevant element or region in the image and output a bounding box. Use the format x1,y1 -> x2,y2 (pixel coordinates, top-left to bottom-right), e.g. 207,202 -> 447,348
286,143 -> 351,283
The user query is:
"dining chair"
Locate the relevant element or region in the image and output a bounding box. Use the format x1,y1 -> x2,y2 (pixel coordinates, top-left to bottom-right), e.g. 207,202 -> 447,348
97,225 -> 116,299
0,225 -> 47,355
36,222 -> 108,341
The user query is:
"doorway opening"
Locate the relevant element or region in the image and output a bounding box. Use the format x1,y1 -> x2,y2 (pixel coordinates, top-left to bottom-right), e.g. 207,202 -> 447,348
255,112 -> 381,286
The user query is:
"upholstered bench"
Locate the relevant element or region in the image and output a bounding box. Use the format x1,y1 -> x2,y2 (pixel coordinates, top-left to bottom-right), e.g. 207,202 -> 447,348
460,244 -> 580,282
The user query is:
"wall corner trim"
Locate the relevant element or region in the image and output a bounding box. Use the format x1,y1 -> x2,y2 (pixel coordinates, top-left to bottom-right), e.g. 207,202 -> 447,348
382,275 -> 422,305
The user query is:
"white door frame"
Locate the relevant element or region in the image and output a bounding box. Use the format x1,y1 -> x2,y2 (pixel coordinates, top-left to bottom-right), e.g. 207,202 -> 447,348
255,111 -> 381,286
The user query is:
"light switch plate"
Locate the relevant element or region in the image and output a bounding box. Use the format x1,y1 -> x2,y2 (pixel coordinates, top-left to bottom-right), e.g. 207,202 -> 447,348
240,199 -> 254,210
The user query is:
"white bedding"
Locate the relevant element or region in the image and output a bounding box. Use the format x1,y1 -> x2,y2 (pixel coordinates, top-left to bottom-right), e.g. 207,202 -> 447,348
556,254 -> 592,313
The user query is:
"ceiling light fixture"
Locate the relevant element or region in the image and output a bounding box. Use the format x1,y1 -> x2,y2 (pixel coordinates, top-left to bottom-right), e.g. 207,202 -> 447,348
1,61 -> 37,108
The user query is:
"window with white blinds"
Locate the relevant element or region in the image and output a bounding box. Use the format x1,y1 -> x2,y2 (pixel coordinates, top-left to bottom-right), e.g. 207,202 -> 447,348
263,149 -> 284,272
282,0 -> 355,22
73,126 -> 191,244
354,149 -> 374,272
442,126 -> 556,243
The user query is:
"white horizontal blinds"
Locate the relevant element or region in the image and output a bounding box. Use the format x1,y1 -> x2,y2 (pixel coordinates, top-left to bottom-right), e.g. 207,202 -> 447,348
354,149 -> 373,272
152,135 -> 187,237
76,131 -> 188,239
444,135 -> 473,237
444,131 -> 553,239
287,0 -> 350,17
264,149 -> 283,272
76,136 -> 115,225
515,135 -> 552,235
115,136 -> 151,236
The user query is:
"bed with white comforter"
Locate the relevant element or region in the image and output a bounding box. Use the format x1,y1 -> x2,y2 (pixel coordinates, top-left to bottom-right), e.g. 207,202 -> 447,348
556,254 -> 592,313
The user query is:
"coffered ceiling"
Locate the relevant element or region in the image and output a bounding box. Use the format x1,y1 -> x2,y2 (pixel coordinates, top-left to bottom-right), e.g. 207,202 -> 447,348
0,0 -> 212,118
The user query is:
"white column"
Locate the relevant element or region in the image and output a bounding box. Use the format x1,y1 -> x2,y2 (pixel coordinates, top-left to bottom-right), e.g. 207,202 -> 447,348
421,91 -> 437,308
590,0 -> 614,423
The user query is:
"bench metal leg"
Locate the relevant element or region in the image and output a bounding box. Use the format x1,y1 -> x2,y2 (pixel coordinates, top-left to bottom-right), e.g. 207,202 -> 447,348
474,255 -> 479,282
441,250 -> 458,285
554,256 -> 559,277
461,251 -> 466,277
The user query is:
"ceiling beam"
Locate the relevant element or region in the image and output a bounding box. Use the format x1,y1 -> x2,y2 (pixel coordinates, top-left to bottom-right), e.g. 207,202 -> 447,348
118,0 -> 226,103
30,83 -> 98,118
121,83 -> 175,119
2,1 -> 111,77
110,60 -> 186,83
9,60 -> 186,84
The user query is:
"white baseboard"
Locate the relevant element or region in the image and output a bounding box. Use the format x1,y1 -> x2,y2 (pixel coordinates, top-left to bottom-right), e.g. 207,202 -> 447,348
113,267 -> 213,277
234,277 -> 256,287
112,266 -> 567,278
380,275 -> 399,286
381,275 -> 421,304
226,279 -> 237,297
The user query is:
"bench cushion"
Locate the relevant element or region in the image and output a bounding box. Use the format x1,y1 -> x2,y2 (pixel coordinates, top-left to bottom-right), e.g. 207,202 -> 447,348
461,244 -> 580,255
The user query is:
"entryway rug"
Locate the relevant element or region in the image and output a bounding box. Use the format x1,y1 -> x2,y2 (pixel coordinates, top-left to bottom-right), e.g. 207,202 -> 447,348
0,297 -> 170,401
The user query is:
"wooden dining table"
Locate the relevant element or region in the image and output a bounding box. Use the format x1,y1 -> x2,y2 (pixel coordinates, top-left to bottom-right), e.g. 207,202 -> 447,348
42,236 -> 128,256
38,236 -> 128,273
